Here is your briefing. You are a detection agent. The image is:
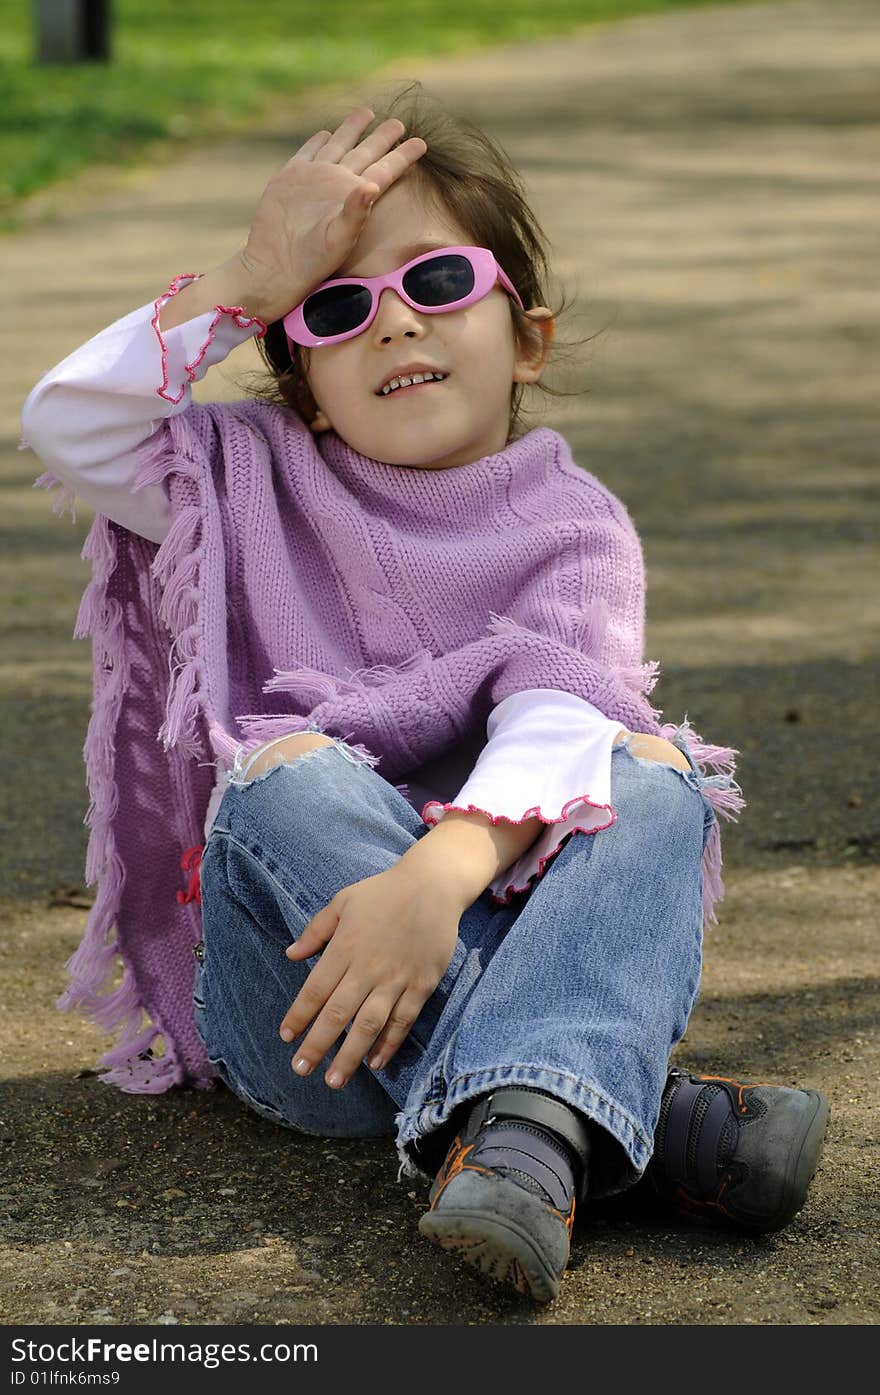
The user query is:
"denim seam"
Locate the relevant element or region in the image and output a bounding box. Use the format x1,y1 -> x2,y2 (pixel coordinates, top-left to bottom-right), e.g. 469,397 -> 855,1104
207,1053 -> 290,1126
209,827 -> 324,921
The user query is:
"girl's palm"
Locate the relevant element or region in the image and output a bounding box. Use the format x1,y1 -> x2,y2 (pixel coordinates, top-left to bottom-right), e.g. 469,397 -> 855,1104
239,107 -> 427,321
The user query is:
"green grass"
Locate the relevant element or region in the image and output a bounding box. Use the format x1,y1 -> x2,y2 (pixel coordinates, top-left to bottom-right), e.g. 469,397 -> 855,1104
3,0 -> 787,215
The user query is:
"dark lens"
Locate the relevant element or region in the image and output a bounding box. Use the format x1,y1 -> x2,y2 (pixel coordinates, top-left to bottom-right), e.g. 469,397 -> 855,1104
303,283 -> 372,338
403,254 -> 474,307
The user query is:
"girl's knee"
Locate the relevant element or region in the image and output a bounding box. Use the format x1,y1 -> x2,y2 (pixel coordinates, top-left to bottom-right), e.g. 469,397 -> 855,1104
611,737 -> 707,832
237,732 -> 336,782
613,730 -> 692,773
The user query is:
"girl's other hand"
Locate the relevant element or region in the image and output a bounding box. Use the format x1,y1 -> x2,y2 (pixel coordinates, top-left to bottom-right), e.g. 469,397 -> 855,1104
278,863 -> 461,1089
233,107 -> 427,325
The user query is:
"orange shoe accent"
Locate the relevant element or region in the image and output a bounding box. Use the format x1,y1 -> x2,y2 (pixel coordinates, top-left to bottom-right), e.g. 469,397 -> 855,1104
548,1195 -> 577,1237
693,1074 -> 771,1114
673,1171 -> 736,1220
429,1133 -> 577,1234
428,1135 -> 495,1210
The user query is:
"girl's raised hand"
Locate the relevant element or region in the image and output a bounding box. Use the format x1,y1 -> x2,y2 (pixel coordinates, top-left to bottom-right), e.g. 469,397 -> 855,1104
233,107 -> 427,324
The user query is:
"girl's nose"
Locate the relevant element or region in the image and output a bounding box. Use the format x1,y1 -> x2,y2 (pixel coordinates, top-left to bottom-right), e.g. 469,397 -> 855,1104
371,288 -> 426,343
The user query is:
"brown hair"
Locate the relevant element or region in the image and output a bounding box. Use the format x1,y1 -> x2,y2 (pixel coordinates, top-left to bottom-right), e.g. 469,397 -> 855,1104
247,79 -> 599,441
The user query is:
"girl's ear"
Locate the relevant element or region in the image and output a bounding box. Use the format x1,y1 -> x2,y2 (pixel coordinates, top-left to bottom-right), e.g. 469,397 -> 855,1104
512,307 -> 555,385
310,407 -> 332,433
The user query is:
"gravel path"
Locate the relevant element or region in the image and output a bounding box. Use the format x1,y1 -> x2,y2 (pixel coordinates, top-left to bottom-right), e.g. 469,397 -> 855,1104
1,0 -> 877,1325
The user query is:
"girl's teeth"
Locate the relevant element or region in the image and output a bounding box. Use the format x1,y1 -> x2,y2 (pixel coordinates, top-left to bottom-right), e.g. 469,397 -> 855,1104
381,372 -> 446,395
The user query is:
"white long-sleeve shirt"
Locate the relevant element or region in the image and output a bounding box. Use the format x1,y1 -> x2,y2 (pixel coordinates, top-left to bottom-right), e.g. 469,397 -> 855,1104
21,283 -> 629,902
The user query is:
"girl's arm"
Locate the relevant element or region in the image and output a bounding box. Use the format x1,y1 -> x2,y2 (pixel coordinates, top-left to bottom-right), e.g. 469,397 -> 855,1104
20,274 -> 266,543
23,108 -> 429,543
403,691 -> 628,904
393,804 -> 544,910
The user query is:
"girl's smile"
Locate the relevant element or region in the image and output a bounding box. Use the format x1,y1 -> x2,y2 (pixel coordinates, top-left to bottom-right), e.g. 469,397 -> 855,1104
377,370 -> 450,397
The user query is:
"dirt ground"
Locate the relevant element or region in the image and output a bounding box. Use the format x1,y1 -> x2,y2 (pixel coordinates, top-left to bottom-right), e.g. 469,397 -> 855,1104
1,0 -> 877,1326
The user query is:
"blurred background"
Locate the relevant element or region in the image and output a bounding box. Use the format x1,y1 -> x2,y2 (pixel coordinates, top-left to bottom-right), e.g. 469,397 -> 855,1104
3,0 -> 792,223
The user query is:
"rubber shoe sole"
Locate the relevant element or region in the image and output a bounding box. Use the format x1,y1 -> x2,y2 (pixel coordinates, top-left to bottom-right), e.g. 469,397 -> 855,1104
418,1169 -> 572,1302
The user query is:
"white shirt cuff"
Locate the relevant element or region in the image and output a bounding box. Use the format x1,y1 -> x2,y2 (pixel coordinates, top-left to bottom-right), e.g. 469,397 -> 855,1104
421,689 -> 625,904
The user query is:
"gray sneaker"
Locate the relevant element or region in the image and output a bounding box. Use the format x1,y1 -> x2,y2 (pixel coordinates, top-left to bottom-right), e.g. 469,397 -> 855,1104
646,1070 -> 830,1233
418,1087 -> 591,1302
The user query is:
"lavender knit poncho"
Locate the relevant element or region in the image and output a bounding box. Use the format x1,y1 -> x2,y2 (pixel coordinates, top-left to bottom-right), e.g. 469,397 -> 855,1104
37,404 -> 744,1094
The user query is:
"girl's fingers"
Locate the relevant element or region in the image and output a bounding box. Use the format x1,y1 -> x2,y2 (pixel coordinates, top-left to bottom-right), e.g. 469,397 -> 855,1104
279,952 -> 346,1044
291,129 -> 333,163
362,137 -> 428,194
312,106 -> 376,164
340,181 -> 380,225
285,902 -> 338,960
294,982 -> 388,1083
324,989 -> 400,1086
365,989 -> 424,1071
339,117 -> 406,176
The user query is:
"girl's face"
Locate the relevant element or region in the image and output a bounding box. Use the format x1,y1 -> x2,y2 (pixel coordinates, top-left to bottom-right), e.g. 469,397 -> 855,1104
303,176 -> 554,470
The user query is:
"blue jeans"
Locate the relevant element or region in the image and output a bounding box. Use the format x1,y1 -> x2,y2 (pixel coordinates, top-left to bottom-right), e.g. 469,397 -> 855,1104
193,735 -> 716,1197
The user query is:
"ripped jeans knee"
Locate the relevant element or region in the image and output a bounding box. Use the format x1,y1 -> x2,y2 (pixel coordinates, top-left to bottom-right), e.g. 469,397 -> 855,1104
231,731 -> 336,784
226,727 -> 380,792
612,727 -> 717,855
612,729 -> 693,774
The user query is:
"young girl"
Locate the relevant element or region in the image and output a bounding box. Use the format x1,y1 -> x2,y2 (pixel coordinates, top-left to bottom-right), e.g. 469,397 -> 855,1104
23,86 -> 827,1303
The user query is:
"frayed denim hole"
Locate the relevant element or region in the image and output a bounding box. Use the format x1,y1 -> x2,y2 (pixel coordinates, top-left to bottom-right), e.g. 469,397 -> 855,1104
614,737 -> 713,840
228,736 -> 365,792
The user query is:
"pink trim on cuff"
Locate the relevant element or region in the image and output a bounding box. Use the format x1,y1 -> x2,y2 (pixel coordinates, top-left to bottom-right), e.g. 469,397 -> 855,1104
420,794 -> 617,905
151,273 -> 268,405
420,790 -> 614,829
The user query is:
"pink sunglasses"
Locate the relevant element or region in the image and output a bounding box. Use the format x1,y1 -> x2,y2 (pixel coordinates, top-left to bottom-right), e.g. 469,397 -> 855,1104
282,245 -> 524,349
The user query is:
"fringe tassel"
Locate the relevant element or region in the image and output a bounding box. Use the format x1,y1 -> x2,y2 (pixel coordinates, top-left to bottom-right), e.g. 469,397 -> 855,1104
33,469 -> 78,522
99,1047 -> 181,1094
131,416 -> 182,490
227,717 -> 382,772
56,861 -> 124,1018
236,712 -> 311,742
658,714 -> 746,930
618,658 -> 662,696
52,511 -> 184,1090
263,649 -> 435,706
343,650 -> 435,688
150,503 -> 206,758
209,723 -> 245,765
700,821 -> 726,930
158,641 -> 204,757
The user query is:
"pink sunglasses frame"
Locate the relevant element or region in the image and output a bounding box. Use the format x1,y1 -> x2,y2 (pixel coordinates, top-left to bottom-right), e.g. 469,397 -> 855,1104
282,245 -> 524,349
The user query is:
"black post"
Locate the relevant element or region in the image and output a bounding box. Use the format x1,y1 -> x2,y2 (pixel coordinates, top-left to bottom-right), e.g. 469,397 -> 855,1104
35,0 -> 112,65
